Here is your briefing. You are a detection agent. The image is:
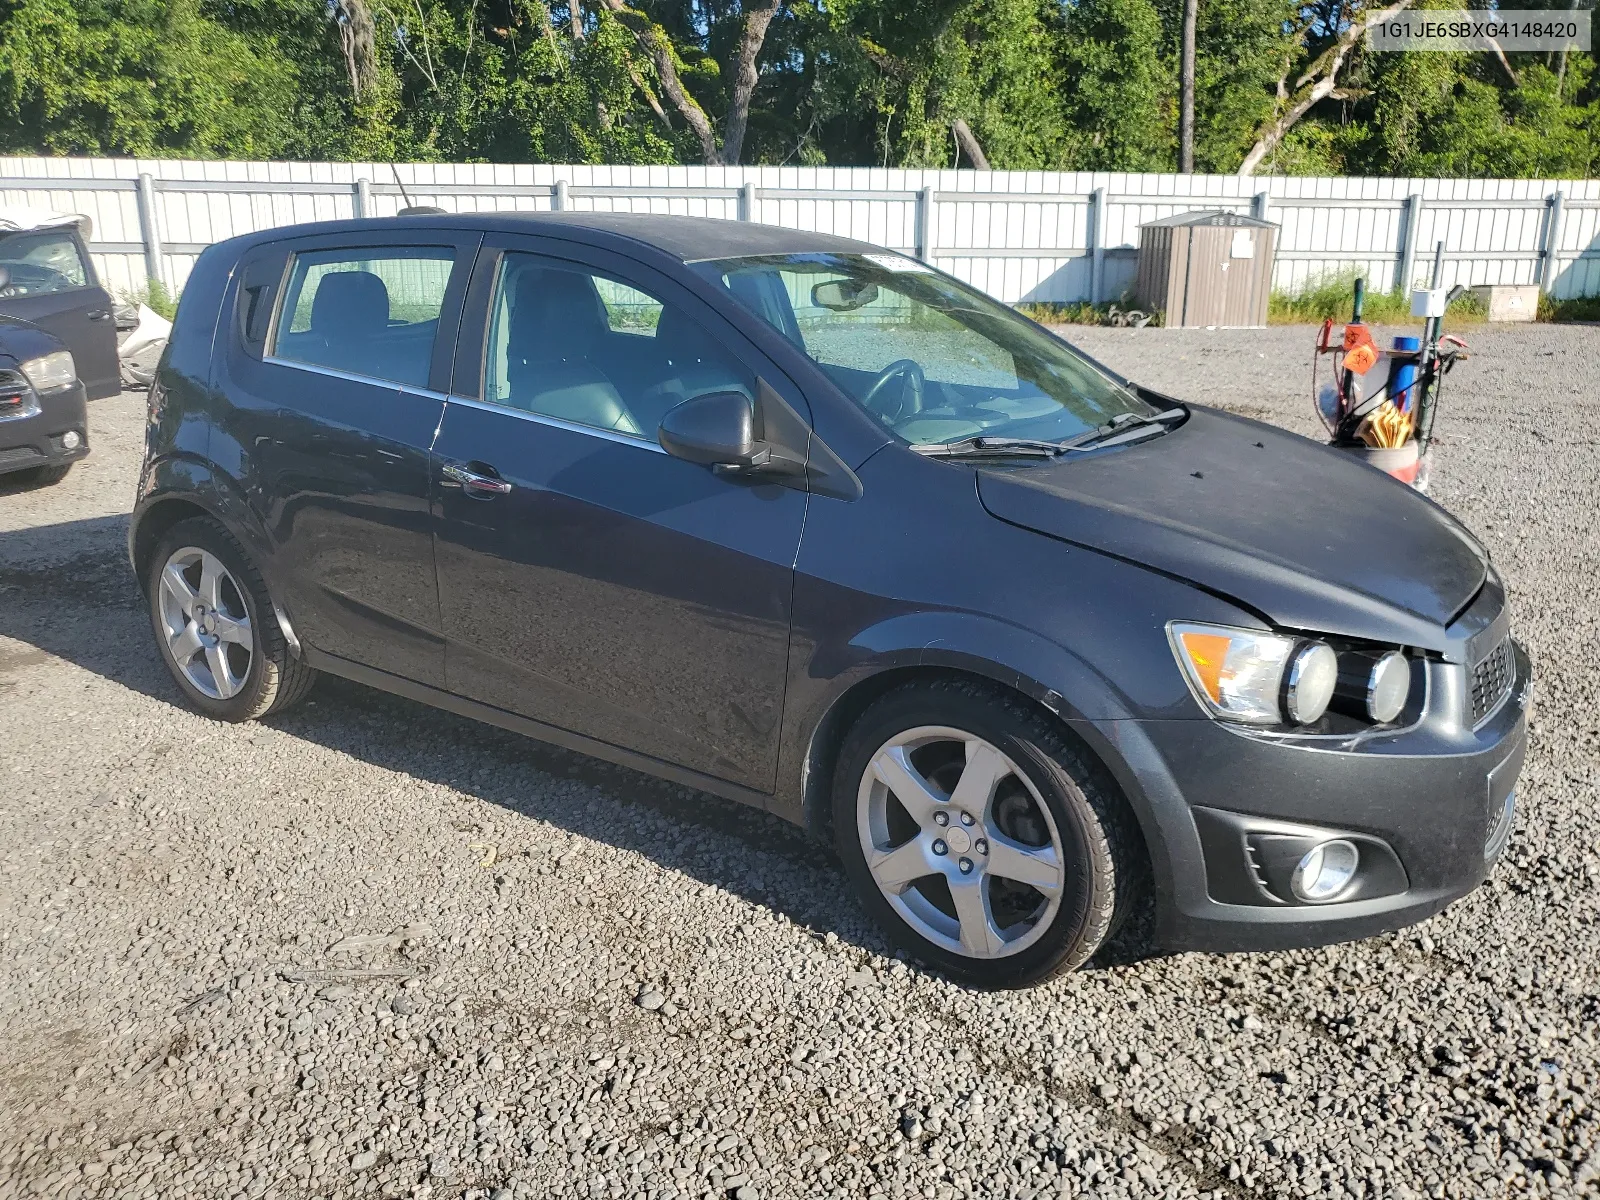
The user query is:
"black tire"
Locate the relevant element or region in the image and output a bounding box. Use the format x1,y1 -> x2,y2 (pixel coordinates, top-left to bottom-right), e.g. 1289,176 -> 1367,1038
10,462 -> 71,487
146,516 -> 317,721
832,678 -> 1140,987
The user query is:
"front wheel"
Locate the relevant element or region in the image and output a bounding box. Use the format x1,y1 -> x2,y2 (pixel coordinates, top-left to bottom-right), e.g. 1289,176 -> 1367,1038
7,462 -> 72,487
147,517 -> 317,721
833,680 -> 1139,987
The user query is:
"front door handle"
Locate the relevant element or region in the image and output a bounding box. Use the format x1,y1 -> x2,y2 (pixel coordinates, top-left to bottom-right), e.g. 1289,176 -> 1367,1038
87,309 -> 110,321
442,461 -> 513,497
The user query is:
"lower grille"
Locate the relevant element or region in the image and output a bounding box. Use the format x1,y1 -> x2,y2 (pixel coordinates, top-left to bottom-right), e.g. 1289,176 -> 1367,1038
1486,788 -> 1515,860
1470,638 -> 1514,726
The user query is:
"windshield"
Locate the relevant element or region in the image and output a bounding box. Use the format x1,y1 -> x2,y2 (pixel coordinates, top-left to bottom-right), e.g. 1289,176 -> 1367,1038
693,252 -> 1155,446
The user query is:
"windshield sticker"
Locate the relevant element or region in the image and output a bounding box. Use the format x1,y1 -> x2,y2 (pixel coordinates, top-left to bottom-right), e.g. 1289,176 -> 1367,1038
863,253 -> 932,274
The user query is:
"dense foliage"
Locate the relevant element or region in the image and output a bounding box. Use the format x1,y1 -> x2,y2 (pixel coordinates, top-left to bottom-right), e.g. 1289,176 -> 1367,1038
0,0 -> 1594,175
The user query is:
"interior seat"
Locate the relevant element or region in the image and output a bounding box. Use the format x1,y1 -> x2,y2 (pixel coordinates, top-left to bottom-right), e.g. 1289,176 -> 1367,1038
504,267 -> 640,437
308,270 -> 392,377
631,306 -> 750,431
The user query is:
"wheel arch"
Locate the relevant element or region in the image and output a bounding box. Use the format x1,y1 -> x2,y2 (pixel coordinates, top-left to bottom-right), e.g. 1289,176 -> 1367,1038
130,496 -> 214,587
130,456 -> 272,583
794,656 -> 1149,855
129,456 -> 297,653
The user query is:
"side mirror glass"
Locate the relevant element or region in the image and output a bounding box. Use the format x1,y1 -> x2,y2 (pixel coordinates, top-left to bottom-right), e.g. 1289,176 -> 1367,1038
0,265 -> 11,291
658,391 -> 758,468
811,279 -> 879,312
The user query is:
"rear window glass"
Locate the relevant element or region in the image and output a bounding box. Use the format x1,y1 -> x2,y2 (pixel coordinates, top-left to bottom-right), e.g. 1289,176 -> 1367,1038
272,247 -> 455,388
0,229 -> 89,296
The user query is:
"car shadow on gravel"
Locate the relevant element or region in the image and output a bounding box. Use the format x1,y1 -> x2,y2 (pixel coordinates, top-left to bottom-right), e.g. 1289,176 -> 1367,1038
0,516 -> 1162,978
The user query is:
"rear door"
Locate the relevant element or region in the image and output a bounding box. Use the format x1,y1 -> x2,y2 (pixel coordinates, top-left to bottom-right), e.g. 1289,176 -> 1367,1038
430,236 -> 808,791
0,225 -> 119,398
220,230 -> 478,686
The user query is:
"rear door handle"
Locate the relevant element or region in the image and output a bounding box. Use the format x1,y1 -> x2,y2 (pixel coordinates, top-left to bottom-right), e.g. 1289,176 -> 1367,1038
86,309 -> 110,321
442,462 -> 513,497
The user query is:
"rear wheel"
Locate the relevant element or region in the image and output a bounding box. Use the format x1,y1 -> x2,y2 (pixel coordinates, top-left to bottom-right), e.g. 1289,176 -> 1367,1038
833,679 -> 1138,987
147,517 -> 317,721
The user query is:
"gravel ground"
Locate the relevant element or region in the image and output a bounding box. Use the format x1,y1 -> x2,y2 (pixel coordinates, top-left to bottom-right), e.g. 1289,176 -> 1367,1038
1,324 -> 1596,1200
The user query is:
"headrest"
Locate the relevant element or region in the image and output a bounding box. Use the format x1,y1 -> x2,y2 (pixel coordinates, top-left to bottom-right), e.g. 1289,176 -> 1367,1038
653,305 -> 717,365
507,266 -> 610,361
310,270 -> 390,338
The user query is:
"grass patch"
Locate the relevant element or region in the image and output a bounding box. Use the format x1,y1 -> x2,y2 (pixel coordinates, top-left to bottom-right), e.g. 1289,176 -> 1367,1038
1540,295 -> 1600,322
1268,271 -> 1485,327
120,279 -> 179,320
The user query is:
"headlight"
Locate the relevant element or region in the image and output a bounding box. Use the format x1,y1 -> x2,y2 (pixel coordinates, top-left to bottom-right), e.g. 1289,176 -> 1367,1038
1168,622 -> 1336,726
1284,642 -> 1338,724
20,350 -> 76,392
1364,651 -> 1410,723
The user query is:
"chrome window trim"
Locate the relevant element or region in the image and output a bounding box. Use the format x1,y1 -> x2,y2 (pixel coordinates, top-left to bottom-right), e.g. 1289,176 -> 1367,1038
262,355 -> 445,397
445,393 -> 666,454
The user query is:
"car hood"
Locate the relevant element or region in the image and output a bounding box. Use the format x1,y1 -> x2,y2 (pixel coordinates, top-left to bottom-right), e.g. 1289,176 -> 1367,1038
976,406 -> 1488,653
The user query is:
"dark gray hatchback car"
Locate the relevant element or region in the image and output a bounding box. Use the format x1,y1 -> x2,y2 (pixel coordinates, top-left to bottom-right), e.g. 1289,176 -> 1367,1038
132,212 -> 1528,986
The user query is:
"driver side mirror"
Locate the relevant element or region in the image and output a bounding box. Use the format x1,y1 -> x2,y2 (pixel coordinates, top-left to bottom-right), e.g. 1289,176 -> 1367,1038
658,388 -> 808,480
658,390 -> 760,468
0,266 -> 10,291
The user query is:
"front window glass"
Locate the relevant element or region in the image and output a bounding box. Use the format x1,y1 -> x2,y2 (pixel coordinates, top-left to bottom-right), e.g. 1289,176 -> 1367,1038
0,230 -> 88,295
273,247 -> 455,387
483,252 -> 751,441
695,252 -> 1153,446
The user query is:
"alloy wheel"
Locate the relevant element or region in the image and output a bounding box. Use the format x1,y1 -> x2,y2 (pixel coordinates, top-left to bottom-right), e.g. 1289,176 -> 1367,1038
856,725 -> 1067,959
156,546 -> 254,700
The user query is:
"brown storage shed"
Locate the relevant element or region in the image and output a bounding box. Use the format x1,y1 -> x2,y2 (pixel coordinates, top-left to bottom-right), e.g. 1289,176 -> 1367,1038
1135,211 -> 1277,328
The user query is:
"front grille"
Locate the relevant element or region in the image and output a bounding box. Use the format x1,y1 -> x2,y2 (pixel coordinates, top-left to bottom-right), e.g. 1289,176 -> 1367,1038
0,368 -> 39,421
1470,638 -> 1514,726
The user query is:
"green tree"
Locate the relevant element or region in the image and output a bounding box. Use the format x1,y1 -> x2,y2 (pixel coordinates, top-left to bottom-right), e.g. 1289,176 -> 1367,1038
0,0 -> 309,156
1054,0 -> 1171,169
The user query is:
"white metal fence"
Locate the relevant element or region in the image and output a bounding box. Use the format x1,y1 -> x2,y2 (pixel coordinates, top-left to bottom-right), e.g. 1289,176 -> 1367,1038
3,157 -> 1597,305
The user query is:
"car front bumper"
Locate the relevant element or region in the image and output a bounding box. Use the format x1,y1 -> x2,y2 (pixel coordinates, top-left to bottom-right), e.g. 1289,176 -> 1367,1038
0,380 -> 89,475
1104,637 -> 1530,954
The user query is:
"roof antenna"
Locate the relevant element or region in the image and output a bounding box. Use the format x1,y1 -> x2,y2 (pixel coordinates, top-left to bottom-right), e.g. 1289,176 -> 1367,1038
390,162 -> 414,208
389,163 -> 445,217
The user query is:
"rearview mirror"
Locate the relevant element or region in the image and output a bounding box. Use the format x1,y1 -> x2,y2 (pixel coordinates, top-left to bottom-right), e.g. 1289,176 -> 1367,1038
658,391 -> 760,468
812,279 -> 879,312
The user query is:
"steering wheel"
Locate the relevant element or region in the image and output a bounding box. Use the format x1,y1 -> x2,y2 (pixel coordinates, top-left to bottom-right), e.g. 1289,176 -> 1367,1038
859,358 -> 926,424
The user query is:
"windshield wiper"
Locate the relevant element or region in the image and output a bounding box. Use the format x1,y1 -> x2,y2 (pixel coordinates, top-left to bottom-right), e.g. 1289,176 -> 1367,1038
913,408 -> 1186,460
912,436 -> 1071,459
1058,407 -> 1186,451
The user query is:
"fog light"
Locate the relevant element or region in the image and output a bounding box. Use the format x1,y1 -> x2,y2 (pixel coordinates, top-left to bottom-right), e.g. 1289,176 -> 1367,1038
1290,839 -> 1359,902
61,430 -> 81,450
1366,651 -> 1409,723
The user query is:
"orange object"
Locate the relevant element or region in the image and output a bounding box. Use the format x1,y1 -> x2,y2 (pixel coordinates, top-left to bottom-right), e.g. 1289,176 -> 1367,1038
1344,343 -> 1379,375
1178,631 -> 1232,704
1342,323 -> 1375,352
1341,322 -> 1379,374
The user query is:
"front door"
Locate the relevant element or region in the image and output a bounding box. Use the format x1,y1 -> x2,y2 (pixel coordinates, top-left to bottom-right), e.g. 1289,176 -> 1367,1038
222,233 -> 477,686
0,225 -> 120,398
431,240 -> 807,791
